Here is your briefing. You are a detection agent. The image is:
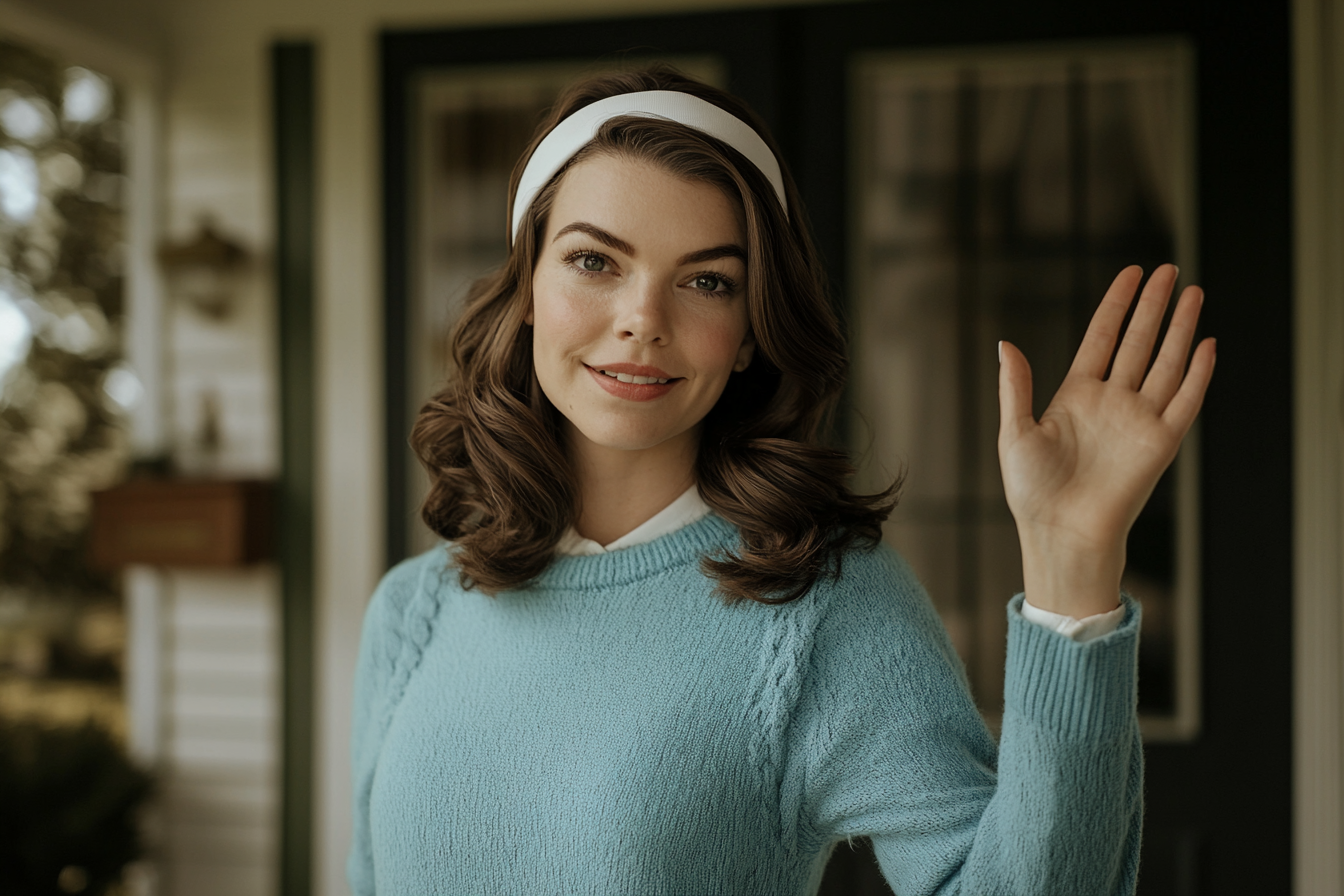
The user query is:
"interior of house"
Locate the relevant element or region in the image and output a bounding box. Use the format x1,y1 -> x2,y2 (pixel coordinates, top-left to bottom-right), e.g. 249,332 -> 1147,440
0,0 -> 1339,894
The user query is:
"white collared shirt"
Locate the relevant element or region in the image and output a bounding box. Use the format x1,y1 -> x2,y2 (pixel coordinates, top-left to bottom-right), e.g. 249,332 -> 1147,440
556,484 -> 1123,641
555,484 -> 710,556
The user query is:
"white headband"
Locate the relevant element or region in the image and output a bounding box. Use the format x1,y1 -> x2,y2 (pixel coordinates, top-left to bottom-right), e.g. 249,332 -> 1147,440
510,90 -> 787,244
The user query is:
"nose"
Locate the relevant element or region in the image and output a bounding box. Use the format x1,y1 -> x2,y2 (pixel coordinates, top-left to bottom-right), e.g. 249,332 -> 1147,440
611,274 -> 671,345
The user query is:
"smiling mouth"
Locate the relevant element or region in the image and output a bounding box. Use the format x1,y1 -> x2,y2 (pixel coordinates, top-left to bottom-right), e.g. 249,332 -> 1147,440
593,368 -> 675,385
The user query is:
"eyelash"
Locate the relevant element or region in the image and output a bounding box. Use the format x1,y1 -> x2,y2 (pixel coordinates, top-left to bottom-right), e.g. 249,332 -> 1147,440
560,248 -> 739,297
561,249 -> 610,280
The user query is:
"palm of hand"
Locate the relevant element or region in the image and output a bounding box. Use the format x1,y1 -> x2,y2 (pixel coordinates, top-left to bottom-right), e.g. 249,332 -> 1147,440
997,265 -> 1215,611
1002,370 -> 1183,550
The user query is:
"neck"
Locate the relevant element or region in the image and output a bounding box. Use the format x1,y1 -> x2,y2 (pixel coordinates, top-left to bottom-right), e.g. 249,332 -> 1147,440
568,426 -> 698,546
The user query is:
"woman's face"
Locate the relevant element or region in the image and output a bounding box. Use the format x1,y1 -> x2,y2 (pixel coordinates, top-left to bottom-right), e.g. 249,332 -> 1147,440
528,153 -> 755,460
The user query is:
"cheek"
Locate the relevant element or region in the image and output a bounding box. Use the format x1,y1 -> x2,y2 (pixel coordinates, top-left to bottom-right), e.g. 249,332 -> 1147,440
532,284 -> 598,360
687,311 -> 751,374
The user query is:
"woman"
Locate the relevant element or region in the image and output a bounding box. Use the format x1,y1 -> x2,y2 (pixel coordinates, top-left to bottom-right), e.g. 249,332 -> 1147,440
350,65 -> 1214,895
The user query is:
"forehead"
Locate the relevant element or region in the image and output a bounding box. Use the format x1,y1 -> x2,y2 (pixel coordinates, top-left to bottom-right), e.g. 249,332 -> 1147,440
545,153 -> 746,251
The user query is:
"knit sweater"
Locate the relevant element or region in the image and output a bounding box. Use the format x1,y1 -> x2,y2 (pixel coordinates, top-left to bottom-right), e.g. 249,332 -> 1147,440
348,514 -> 1143,895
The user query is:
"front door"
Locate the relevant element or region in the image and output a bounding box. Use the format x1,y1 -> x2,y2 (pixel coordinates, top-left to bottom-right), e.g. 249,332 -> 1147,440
382,4 -> 1294,892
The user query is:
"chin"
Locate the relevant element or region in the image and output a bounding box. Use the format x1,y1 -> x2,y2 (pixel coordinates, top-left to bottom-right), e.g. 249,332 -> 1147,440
570,415 -> 688,453
580,427 -> 674,452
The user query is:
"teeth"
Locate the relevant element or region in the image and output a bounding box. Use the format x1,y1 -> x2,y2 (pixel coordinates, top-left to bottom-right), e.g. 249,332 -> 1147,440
600,370 -> 670,385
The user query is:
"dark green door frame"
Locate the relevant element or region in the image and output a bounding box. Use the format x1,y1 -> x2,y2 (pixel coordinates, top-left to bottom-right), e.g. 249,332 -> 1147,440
273,40 -> 316,896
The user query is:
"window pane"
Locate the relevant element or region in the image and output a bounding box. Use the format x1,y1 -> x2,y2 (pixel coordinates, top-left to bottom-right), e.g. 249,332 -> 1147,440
851,43 -> 1199,736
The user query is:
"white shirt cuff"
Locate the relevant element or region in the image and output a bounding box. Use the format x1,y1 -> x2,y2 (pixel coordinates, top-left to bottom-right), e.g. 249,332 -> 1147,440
1020,598 -> 1126,643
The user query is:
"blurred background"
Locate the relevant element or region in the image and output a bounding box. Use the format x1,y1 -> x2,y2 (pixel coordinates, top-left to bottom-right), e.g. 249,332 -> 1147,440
0,0 -> 1338,894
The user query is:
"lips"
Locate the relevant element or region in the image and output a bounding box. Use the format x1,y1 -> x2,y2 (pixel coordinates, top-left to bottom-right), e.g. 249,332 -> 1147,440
591,362 -> 674,380
585,364 -> 681,402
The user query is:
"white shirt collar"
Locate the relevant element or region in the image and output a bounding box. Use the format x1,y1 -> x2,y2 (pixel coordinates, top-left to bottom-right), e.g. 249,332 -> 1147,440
555,484 -> 711,556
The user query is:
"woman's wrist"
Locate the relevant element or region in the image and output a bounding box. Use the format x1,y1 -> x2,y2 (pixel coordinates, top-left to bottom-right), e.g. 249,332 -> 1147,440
1017,528 -> 1125,618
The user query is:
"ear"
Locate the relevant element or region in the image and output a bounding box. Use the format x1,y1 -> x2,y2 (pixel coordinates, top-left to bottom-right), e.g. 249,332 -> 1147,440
733,329 -> 756,372
524,302 -> 535,326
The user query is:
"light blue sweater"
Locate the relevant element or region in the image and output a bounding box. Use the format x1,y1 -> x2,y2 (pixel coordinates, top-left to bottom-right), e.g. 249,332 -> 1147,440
349,513 -> 1142,895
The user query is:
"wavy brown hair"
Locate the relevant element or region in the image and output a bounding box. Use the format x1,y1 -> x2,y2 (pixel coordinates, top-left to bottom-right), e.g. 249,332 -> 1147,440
411,64 -> 898,604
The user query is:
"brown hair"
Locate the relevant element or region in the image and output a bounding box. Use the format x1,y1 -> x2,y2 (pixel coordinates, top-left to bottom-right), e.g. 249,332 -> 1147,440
411,64 -> 898,604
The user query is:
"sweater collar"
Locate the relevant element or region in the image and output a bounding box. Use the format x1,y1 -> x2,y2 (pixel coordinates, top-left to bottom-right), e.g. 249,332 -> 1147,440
534,512 -> 736,592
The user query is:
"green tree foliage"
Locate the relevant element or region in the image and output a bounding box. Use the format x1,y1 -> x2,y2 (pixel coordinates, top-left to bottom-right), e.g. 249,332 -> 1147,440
0,38 -> 130,597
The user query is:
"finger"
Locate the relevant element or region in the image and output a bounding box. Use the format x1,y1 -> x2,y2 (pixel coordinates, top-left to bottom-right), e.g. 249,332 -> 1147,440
1161,337 -> 1217,433
997,340 -> 1036,444
1141,285 -> 1204,407
1069,266 -> 1144,380
1111,263 -> 1180,389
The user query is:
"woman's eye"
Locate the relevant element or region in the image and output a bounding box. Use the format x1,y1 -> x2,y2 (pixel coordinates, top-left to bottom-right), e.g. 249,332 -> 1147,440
580,254 -> 605,272
694,274 -> 725,292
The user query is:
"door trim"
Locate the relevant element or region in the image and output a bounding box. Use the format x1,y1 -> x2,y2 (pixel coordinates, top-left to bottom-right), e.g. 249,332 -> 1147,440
1292,0 -> 1344,891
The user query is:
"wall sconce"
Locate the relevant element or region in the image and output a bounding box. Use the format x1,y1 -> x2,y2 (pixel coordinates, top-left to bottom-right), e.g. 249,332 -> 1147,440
157,217 -> 250,320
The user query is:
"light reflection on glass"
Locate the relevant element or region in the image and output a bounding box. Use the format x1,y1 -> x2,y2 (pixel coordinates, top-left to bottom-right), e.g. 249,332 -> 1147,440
82,171 -> 125,208
50,306 -> 102,357
41,153 -> 84,193
0,91 -> 57,145
101,365 -> 143,412
17,293 -> 110,358
0,288 -> 34,385
63,68 -> 113,125
0,148 -> 40,222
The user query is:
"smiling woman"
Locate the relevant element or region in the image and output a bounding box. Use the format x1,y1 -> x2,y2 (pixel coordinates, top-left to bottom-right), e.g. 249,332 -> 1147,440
410,66 -> 894,602
354,63 -> 1212,896
528,156 -> 756,544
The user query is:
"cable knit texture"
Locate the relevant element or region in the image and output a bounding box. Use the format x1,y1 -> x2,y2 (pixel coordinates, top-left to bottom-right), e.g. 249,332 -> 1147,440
348,514 -> 1142,895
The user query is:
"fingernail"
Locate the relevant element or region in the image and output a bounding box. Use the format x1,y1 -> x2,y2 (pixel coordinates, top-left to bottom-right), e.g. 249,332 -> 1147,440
997,340 -> 1003,364
1172,264 -> 1180,277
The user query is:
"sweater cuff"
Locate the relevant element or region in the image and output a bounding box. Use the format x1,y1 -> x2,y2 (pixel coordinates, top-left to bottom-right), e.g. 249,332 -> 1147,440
1003,592 -> 1140,741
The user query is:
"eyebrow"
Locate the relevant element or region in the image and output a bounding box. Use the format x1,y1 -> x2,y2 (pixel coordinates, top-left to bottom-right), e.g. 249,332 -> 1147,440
552,221 -> 746,267
676,244 -> 747,266
553,222 -> 635,257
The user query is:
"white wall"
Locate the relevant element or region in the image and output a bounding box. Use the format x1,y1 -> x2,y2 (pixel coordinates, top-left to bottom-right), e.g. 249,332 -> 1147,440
158,567 -> 282,896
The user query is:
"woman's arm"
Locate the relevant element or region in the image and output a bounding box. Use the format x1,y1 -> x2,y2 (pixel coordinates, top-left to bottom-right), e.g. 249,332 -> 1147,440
791,267 -> 1206,892
998,263 -> 1215,617
788,551 -> 1141,895
347,552 -> 442,896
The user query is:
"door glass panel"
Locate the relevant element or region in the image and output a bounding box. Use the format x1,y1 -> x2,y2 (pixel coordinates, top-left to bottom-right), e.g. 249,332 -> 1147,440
851,42 -> 1199,738
405,57 -> 725,557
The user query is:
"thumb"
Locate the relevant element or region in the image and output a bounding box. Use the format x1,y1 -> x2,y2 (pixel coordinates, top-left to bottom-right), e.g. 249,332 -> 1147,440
997,340 -> 1035,443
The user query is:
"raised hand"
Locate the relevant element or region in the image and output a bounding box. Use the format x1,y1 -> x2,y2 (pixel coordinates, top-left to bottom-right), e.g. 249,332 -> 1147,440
997,264 -> 1216,618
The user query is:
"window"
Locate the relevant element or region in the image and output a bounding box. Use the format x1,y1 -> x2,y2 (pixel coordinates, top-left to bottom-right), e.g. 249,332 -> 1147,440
850,42 -> 1199,737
